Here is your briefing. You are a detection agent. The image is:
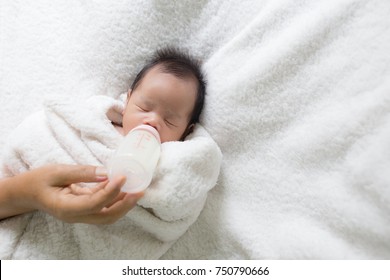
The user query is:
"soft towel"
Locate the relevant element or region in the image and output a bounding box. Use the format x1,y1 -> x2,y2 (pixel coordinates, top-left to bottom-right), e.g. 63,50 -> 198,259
0,95 -> 222,259
1,0 -> 389,259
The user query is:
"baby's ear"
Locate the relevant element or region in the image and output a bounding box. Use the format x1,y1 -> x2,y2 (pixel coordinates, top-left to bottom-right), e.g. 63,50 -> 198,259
187,123 -> 195,135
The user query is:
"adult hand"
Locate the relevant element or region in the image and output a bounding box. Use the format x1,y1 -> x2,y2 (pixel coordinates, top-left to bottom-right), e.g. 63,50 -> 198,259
0,164 -> 143,224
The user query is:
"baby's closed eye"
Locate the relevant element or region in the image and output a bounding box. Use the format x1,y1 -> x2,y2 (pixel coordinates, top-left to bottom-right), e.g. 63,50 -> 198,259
137,105 -> 148,112
164,119 -> 177,127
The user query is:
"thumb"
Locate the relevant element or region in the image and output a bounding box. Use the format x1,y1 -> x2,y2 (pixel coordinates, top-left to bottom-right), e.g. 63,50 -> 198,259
49,164 -> 108,185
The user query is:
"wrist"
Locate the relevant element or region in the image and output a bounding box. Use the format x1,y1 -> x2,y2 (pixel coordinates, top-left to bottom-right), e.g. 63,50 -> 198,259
0,172 -> 38,219
10,171 -> 41,212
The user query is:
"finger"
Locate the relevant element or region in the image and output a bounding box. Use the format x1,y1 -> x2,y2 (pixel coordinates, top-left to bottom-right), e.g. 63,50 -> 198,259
76,176 -> 126,214
104,192 -> 127,208
50,164 -> 108,186
69,180 -> 108,195
56,176 -> 125,217
79,192 -> 143,224
51,180 -> 108,216
85,180 -> 111,194
87,176 -> 127,211
104,190 -> 144,209
69,183 -> 94,195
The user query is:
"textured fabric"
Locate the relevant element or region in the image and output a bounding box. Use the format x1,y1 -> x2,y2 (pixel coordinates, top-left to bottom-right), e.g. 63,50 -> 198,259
1,0 -> 389,259
0,95 -> 222,259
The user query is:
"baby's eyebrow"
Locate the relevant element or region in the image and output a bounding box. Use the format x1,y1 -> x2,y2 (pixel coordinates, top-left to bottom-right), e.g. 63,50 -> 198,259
164,107 -> 181,119
142,96 -> 181,119
142,98 -> 155,108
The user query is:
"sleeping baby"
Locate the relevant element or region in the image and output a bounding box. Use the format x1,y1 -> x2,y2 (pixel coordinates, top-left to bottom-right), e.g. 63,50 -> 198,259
0,47 -> 222,259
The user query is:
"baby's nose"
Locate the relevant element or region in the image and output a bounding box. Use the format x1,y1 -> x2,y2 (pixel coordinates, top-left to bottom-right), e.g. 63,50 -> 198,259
143,114 -> 160,131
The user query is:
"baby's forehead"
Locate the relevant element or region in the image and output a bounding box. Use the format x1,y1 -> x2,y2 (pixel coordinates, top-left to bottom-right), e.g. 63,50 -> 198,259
140,67 -> 198,97
146,64 -> 198,85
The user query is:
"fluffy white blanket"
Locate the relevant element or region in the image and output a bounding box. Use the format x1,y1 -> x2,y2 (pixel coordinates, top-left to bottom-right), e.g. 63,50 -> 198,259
0,95 -> 222,259
1,0 -> 389,259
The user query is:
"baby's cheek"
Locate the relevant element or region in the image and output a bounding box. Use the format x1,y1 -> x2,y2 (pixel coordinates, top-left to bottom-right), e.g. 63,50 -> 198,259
161,129 -> 184,143
122,117 -> 136,135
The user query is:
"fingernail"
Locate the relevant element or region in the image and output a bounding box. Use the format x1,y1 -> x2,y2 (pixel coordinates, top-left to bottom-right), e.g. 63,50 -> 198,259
95,166 -> 108,177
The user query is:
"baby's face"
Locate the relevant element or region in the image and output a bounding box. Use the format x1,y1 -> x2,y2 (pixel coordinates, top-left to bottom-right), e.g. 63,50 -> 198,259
122,66 -> 197,143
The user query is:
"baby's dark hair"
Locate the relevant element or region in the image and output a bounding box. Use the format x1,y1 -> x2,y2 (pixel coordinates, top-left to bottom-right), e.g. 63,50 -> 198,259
130,47 -> 206,126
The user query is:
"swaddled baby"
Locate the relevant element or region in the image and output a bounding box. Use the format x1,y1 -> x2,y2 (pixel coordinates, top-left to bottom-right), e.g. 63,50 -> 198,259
0,47 -> 222,259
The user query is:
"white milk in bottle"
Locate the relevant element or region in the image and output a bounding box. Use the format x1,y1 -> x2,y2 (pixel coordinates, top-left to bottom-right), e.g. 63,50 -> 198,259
108,125 -> 161,193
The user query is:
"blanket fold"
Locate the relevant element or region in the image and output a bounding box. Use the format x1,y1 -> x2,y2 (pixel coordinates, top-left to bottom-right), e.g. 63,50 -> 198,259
2,0 -> 389,260
0,95 -> 222,259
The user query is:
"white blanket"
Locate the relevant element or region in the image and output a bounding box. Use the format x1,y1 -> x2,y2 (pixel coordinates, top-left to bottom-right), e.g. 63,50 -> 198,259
1,0 -> 389,259
0,95 -> 222,259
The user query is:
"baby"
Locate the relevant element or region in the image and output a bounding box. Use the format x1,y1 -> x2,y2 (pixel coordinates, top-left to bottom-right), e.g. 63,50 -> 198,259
0,47 -> 222,259
116,47 -> 205,143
